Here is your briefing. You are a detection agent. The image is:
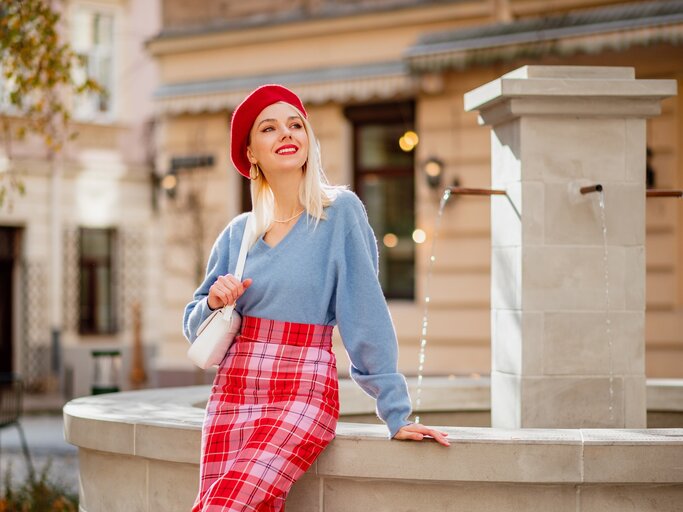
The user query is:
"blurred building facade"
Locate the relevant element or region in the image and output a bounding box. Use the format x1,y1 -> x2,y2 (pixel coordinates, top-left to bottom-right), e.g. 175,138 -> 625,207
0,0 -> 162,397
146,0 -> 683,383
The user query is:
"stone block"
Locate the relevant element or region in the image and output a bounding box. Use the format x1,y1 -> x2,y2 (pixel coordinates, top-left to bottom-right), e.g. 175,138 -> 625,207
78,449 -> 147,512
521,246 -> 628,311
63,413 -> 134,455
323,479 -> 577,512
491,119 -> 521,186
522,117 -> 626,183
625,118 -> 647,183
491,246 -> 521,310
491,371 -> 521,428
491,181 -> 522,247
288,471 -> 322,511
493,310 -> 544,376
136,423 -> 202,464
624,246 -> 646,310
580,484 -> 683,512
543,311 -> 644,376
520,376 -> 625,428
521,181 -> 544,245
582,429 -> 683,482
490,181 -> 544,247
543,183 -> 644,247
148,459 -> 199,512
601,184 -> 645,246
520,311 -> 545,375
623,375 -> 647,428
492,310 -> 522,375
544,181 -> 602,245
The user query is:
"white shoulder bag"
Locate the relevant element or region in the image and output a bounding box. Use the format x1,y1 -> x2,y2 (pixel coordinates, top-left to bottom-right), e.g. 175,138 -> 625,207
187,214 -> 253,369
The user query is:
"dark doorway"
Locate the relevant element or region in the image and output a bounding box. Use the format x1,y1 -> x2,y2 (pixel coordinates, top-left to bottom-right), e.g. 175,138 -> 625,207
0,227 -> 21,374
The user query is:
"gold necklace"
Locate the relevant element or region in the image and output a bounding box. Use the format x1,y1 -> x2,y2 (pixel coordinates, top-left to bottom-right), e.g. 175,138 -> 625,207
272,208 -> 305,223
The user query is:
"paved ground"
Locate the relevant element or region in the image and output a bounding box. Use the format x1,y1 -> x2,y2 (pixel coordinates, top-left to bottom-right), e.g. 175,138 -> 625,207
0,414 -> 79,496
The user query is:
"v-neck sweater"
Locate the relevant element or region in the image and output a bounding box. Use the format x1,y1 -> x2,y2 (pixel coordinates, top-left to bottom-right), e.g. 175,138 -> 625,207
183,189 -> 413,438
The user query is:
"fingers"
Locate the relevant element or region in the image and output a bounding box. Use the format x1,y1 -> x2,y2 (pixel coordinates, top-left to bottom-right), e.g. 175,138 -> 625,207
427,429 -> 451,447
404,432 -> 424,441
208,275 -> 252,309
395,424 -> 451,447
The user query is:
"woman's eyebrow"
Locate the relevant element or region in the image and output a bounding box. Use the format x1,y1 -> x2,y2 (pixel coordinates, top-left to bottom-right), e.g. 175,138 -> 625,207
257,116 -> 301,128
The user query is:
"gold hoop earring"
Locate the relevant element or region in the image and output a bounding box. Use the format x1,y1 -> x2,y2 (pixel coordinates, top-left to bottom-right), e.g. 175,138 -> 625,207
250,163 -> 260,180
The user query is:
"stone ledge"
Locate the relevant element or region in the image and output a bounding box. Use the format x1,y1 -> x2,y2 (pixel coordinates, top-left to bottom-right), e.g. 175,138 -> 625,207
464,65 -> 677,113
648,379 -> 683,411
64,381 -> 683,484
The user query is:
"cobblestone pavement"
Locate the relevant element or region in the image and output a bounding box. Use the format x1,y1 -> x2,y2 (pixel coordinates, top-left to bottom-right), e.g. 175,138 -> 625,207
0,414 -> 79,496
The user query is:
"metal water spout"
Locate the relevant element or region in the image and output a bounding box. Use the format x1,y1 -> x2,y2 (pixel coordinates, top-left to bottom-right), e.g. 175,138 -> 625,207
580,184 -> 603,194
447,186 -> 507,196
646,189 -> 683,198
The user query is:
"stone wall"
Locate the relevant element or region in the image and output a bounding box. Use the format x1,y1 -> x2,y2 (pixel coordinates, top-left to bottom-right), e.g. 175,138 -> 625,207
64,384 -> 683,512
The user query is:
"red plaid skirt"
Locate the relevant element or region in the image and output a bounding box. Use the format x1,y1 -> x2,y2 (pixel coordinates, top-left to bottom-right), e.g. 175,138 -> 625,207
192,316 -> 340,512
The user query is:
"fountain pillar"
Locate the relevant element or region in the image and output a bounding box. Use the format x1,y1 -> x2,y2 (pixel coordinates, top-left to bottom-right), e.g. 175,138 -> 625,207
464,66 -> 676,428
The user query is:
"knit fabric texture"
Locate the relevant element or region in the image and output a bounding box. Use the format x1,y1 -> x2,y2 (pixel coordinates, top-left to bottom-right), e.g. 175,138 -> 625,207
183,189 -> 413,438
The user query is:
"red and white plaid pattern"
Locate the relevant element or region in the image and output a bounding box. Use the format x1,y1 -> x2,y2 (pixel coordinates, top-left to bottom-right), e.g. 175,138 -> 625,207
192,316 -> 339,512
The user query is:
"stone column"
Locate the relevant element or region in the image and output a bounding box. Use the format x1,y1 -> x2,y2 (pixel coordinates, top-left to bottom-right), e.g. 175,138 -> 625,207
464,66 -> 676,428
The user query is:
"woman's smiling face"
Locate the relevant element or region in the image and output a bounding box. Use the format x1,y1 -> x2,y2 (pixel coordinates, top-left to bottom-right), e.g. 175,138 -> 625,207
247,102 -> 309,176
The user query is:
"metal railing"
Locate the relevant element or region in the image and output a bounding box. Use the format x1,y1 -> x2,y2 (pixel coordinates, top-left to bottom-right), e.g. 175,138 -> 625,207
0,373 -> 35,483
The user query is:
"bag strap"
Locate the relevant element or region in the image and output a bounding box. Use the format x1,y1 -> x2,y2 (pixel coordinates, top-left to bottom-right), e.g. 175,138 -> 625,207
234,212 -> 253,282
218,213 -> 253,321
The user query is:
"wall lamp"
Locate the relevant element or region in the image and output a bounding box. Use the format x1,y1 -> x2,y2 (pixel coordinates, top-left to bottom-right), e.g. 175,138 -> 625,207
423,156 -> 444,189
159,154 -> 215,199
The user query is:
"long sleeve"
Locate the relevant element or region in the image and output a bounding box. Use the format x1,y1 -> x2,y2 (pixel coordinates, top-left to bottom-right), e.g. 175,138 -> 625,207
333,200 -> 413,439
182,226 -> 232,344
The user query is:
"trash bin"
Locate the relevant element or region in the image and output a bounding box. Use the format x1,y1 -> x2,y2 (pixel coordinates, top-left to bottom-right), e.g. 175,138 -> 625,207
91,349 -> 121,395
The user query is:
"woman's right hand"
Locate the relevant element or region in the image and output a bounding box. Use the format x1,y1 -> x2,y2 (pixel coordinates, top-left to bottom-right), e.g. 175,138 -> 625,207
207,275 -> 253,310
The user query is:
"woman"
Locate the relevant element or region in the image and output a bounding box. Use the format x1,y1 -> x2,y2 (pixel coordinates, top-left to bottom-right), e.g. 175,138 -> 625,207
184,84 -> 449,512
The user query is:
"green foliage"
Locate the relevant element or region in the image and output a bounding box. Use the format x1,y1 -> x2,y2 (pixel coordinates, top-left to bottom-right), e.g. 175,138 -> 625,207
0,0 -> 102,208
1,461 -> 78,512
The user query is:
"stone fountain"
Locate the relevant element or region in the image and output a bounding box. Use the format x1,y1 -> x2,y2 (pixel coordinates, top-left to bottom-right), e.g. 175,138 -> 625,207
472,65 -> 667,430
64,66 -> 683,511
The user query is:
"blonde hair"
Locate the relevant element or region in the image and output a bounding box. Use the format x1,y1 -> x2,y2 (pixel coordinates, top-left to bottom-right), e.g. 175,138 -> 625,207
247,103 -> 346,247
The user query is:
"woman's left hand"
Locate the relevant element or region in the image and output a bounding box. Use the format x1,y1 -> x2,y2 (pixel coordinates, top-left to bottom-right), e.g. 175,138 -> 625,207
393,423 -> 450,447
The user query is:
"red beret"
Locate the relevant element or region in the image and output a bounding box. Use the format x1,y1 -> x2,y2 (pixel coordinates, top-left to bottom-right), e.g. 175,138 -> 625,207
230,84 -> 307,178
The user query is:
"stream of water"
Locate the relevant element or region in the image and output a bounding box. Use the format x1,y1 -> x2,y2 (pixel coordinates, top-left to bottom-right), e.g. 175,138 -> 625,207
413,188 -> 451,424
598,191 -> 614,422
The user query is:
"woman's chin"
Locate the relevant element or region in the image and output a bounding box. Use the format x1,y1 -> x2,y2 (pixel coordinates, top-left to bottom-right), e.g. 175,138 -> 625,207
264,162 -> 307,175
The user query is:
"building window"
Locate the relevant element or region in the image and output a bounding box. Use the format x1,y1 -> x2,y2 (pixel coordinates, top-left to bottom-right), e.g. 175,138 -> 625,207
345,102 -> 416,300
71,6 -> 115,119
79,228 -> 116,334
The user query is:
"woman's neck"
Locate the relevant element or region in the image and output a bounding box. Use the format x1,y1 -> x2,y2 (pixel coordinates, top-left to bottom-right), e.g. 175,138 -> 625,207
268,171 -> 304,218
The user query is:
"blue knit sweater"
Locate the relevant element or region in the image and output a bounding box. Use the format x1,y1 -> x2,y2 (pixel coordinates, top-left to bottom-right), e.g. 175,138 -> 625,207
183,189 -> 413,438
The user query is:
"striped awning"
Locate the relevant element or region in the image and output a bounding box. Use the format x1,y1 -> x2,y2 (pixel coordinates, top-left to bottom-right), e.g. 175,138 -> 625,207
405,0 -> 683,72
154,61 -> 417,116
154,1 -> 683,116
